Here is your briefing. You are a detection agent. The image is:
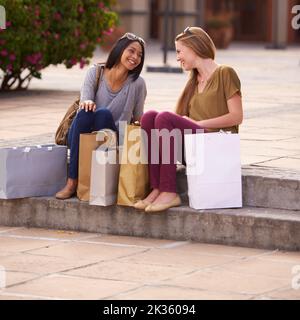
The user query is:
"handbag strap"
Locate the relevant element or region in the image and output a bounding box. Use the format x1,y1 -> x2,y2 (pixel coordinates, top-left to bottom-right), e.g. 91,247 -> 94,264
94,63 -> 105,93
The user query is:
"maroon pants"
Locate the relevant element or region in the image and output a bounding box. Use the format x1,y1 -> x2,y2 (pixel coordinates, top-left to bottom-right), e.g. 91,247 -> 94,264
141,110 -> 203,193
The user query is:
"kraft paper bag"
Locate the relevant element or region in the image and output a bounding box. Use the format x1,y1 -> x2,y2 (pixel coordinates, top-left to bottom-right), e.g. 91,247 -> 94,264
77,129 -> 116,201
0,144 -> 67,199
184,132 -> 242,210
89,146 -> 120,206
117,124 -> 149,206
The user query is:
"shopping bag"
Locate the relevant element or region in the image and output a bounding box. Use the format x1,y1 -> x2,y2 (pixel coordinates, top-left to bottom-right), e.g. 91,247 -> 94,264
0,144 -> 67,199
77,129 -> 116,201
184,132 -> 242,209
89,131 -> 119,206
89,148 -> 119,206
117,123 -> 149,206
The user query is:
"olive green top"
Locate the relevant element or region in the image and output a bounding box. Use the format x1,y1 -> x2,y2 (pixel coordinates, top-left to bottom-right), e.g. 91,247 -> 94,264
188,65 -> 241,133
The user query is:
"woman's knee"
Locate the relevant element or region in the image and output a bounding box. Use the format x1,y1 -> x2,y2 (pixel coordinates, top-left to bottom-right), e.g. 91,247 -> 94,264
141,110 -> 159,129
95,108 -> 113,120
74,109 -> 94,127
76,109 -> 95,120
154,111 -> 174,128
94,108 -> 116,130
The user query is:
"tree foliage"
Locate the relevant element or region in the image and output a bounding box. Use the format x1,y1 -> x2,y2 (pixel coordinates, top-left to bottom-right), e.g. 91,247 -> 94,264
0,0 -> 118,90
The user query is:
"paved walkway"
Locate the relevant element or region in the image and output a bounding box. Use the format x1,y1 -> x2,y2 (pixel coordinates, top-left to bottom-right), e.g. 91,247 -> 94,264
0,42 -> 300,300
0,226 -> 300,300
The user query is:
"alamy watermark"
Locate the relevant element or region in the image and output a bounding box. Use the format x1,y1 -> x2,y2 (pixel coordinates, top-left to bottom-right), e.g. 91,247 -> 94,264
292,5 -> 300,30
0,265 -> 6,290
94,121 -> 205,172
292,265 -> 300,290
0,5 -> 6,29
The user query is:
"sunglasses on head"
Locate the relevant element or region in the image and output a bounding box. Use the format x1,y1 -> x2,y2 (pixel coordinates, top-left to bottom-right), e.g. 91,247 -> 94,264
183,26 -> 192,35
120,32 -> 145,45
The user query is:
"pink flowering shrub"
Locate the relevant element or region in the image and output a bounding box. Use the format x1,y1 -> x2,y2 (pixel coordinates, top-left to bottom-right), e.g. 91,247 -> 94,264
0,0 -> 118,91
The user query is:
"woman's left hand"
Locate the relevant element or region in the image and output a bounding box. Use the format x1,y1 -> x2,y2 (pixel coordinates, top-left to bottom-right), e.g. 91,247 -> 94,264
183,116 -> 207,128
183,116 -> 199,125
196,120 -> 206,127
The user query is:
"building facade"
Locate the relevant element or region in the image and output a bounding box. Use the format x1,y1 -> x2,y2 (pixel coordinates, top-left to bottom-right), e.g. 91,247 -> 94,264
114,0 -> 300,46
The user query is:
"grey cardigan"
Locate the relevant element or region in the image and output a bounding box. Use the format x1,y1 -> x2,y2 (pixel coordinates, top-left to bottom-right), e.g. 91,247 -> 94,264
80,64 -> 147,129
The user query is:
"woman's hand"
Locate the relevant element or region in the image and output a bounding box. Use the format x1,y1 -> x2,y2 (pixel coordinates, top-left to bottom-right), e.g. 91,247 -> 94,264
196,120 -> 207,127
79,100 -> 96,112
182,115 -> 196,123
183,115 -> 202,125
182,115 -> 207,129
182,94 -> 243,130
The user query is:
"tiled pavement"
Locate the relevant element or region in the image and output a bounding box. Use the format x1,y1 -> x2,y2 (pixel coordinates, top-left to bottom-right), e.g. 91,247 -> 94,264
0,226 -> 300,300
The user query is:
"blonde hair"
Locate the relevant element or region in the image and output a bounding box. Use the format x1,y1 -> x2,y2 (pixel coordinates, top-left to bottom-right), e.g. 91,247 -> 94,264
175,27 -> 216,116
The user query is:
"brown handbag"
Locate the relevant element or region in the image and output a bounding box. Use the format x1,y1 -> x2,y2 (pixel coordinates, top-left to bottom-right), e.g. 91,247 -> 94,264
55,63 -> 105,146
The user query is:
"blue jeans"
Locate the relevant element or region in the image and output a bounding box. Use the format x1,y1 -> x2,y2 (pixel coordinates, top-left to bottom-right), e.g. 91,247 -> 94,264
67,108 -> 117,179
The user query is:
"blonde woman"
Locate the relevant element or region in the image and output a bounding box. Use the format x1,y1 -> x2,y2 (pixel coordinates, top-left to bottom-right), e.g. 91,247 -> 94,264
135,26 -> 243,212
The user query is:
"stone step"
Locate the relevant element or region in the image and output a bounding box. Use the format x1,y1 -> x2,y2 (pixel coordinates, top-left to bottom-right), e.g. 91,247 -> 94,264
176,165 -> 300,211
1,196 -> 300,251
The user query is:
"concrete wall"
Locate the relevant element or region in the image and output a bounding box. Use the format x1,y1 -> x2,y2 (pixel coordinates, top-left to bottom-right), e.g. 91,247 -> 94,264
115,0 -> 199,42
271,0 -> 289,47
115,0 -> 150,40
153,0 -> 199,49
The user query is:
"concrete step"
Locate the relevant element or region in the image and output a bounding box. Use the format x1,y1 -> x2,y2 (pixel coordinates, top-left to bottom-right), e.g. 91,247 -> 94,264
176,165 -> 300,211
242,166 -> 300,211
1,196 -> 300,251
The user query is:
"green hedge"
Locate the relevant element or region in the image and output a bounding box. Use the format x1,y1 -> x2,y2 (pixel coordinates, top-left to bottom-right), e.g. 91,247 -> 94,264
0,0 -> 118,90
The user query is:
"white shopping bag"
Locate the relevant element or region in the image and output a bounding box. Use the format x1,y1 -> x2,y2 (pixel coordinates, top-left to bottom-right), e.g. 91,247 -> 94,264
89,130 -> 120,206
184,132 -> 242,210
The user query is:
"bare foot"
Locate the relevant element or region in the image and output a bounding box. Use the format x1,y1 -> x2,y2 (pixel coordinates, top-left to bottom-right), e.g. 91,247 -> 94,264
143,188 -> 160,204
152,192 -> 178,205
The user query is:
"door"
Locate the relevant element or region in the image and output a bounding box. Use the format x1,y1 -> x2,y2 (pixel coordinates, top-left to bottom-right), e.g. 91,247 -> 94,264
150,0 -> 160,39
232,0 -> 269,41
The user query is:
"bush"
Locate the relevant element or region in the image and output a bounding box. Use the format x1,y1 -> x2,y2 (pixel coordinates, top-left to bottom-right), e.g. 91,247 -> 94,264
0,0 -> 118,91
101,26 -> 125,52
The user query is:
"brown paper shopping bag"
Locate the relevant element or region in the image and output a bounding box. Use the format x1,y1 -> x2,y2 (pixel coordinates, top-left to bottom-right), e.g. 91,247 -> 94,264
117,123 -> 149,206
77,130 -> 114,201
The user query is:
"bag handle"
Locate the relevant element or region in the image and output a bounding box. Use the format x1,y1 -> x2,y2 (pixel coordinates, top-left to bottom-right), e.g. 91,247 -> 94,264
93,129 -> 117,150
219,130 -> 232,134
94,63 -> 105,94
131,120 -> 141,126
76,63 -> 104,113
